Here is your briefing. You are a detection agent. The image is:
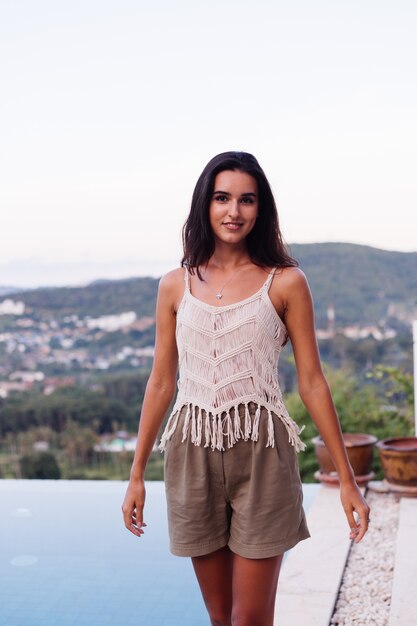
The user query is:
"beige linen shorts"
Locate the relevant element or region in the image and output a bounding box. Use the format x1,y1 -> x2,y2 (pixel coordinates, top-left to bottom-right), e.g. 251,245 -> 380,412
163,403 -> 310,559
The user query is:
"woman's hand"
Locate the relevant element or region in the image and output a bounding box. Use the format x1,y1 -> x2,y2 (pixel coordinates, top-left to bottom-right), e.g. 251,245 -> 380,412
122,477 -> 147,538
340,480 -> 370,543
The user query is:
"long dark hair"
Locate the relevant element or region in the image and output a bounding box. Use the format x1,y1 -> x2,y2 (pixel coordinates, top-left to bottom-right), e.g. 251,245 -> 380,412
182,151 -> 298,275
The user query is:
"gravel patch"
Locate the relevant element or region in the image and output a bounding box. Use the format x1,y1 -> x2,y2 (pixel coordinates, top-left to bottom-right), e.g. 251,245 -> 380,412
330,491 -> 400,626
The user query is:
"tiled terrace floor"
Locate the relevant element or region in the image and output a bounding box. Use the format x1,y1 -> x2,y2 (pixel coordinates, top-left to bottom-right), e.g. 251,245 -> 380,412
278,483 -> 417,626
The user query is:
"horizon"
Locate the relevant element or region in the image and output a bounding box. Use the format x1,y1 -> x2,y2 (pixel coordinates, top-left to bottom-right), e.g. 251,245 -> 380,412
2,240 -> 416,292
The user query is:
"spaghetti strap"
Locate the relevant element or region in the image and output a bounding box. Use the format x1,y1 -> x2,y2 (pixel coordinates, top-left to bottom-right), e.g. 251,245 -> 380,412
263,269 -> 276,292
183,267 -> 190,291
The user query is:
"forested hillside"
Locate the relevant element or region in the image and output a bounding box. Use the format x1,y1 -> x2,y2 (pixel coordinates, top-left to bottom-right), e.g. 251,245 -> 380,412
14,276 -> 159,319
290,243 -> 417,326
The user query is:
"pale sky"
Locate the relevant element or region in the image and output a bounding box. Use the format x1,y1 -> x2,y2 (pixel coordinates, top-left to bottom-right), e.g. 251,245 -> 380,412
1,0 -> 416,287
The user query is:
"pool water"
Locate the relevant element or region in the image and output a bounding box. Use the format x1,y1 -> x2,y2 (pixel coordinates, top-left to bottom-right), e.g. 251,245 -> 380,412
0,480 -> 320,626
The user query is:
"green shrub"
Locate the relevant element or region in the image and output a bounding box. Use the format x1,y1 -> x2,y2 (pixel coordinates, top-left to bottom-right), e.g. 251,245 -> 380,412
286,363 -> 414,482
20,452 -> 61,479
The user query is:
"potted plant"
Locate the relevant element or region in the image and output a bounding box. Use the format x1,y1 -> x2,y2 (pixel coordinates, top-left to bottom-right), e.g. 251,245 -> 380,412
371,365 -> 417,495
312,433 -> 378,485
376,437 -> 417,495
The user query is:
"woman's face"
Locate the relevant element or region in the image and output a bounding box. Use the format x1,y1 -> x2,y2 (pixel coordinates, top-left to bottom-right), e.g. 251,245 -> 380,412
209,170 -> 258,246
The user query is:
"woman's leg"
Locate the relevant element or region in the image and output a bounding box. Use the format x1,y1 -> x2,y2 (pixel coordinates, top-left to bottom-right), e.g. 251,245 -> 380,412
231,553 -> 283,626
192,547 -> 283,626
192,546 -> 234,626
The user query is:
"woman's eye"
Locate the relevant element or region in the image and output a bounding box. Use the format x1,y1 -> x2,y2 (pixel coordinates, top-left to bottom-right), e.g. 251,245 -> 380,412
214,194 -> 228,202
241,197 -> 255,204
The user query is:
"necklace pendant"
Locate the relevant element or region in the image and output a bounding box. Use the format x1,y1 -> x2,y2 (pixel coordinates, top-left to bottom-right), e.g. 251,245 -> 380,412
215,293 -> 223,300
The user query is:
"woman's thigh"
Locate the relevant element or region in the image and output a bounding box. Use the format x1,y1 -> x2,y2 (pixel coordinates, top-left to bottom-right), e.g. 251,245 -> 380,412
231,553 -> 283,626
192,547 -> 283,626
192,546 -> 234,625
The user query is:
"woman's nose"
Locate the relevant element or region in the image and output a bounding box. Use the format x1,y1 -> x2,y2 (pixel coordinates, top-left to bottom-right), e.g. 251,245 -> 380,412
228,199 -> 239,217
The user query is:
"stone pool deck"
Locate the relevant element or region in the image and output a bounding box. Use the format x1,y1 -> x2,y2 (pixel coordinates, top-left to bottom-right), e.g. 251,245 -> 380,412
276,483 -> 417,626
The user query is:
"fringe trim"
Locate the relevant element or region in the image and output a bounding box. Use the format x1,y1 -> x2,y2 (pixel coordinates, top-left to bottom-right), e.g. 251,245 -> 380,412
158,403 -> 306,453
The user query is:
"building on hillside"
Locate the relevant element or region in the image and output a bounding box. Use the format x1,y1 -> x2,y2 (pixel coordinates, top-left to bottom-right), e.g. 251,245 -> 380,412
0,299 -> 25,315
9,371 -> 45,383
342,325 -> 397,341
86,312 -> 137,332
0,380 -> 33,398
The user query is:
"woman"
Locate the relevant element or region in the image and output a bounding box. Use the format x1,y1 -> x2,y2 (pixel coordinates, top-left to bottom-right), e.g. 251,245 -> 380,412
122,151 -> 370,626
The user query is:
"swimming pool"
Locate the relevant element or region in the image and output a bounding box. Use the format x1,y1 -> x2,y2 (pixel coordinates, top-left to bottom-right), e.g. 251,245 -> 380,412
0,480 -> 320,626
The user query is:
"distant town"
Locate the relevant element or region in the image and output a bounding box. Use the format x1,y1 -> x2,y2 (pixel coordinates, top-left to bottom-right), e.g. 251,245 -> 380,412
0,296 -> 400,400
0,297 -> 155,398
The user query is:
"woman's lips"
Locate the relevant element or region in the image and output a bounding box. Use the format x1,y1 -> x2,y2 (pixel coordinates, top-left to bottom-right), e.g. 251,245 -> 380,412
222,222 -> 243,230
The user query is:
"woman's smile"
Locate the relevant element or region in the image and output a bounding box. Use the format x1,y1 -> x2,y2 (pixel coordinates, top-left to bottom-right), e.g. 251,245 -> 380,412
222,221 -> 244,230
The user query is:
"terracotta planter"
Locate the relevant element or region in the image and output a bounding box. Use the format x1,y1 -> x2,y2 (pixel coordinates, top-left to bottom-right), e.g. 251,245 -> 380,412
312,433 -> 377,485
376,437 -> 417,489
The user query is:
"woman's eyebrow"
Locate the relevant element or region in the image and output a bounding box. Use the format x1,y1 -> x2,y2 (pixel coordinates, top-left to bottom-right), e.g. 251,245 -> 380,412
212,191 -> 257,197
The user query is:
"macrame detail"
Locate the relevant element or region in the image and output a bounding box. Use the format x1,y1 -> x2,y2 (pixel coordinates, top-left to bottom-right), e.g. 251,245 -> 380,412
159,269 -> 306,453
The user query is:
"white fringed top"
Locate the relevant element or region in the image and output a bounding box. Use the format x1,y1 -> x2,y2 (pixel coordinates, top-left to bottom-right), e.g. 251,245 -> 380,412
159,268 -> 305,453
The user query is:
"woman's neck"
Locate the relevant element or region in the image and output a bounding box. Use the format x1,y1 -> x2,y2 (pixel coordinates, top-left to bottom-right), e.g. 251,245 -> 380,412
207,243 -> 252,271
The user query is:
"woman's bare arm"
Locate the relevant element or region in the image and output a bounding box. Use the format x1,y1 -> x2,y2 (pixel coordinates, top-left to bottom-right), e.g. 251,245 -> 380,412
122,269 -> 181,537
273,267 -> 370,542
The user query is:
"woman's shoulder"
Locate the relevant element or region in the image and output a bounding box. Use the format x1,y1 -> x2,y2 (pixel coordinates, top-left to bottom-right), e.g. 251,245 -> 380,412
160,266 -> 185,286
270,266 -> 310,300
272,265 -> 307,286
158,267 -> 187,303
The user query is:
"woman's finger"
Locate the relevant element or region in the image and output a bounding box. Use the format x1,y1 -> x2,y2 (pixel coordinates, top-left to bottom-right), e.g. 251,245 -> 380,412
134,503 -> 144,526
122,503 -> 133,529
122,503 -> 141,536
343,507 -> 359,539
131,514 -> 147,532
353,503 -> 370,543
344,503 -> 370,543
124,510 -> 144,537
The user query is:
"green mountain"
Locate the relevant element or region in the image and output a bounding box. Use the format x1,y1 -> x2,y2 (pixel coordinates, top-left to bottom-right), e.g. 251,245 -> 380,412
14,276 -> 159,319
8,243 -> 417,327
289,242 -> 417,327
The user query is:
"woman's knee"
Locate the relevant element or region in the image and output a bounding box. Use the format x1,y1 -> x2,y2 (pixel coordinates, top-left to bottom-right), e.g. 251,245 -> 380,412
205,598 -> 232,626
209,611 -> 232,626
231,608 -> 273,626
